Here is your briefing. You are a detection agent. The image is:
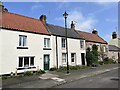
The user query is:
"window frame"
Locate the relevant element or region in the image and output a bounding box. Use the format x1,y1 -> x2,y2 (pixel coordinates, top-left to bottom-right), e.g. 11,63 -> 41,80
18,57 -> 35,68
44,38 -> 50,48
71,53 -> 76,63
62,53 -> 66,64
61,38 -> 66,49
80,40 -> 84,49
19,35 -> 27,47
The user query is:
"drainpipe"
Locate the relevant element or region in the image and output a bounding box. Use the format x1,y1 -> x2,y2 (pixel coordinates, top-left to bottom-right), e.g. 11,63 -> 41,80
56,36 -> 58,69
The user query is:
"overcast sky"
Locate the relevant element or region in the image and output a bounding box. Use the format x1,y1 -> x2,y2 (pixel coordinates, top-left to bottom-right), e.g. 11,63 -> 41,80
3,2 -> 118,42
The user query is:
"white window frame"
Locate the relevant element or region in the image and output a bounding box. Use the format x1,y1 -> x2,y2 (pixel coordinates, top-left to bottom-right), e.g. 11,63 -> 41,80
80,40 -> 84,49
62,53 -> 66,64
71,53 -> 76,63
61,38 -> 66,49
19,35 -> 27,47
18,57 -> 35,68
44,38 -> 50,48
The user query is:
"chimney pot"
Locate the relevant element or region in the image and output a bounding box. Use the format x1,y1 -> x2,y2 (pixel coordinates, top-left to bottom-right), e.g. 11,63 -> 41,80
71,21 -> 75,30
39,15 -> 46,24
92,29 -> 98,35
0,2 -> 4,12
112,32 -> 117,39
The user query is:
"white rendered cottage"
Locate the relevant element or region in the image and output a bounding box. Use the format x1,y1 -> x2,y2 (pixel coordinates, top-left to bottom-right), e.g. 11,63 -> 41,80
0,3 -> 86,75
40,15 -> 86,68
0,7 -> 54,75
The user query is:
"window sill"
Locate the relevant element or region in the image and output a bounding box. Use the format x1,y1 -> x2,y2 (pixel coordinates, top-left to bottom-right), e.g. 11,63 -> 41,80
43,48 -> 51,50
17,66 -> 36,70
17,47 -> 28,49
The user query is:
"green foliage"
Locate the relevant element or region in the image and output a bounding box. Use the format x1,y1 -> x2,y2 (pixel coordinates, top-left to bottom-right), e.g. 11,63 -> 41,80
98,61 -> 104,65
2,76 -> 8,80
49,67 -> 57,71
56,65 -> 88,72
103,57 -> 116,64
24,71 -> 33,76
57,66 -> 67,72
86,45 -> 99,66
86,47 -> 93,66
36,69 -> 45,75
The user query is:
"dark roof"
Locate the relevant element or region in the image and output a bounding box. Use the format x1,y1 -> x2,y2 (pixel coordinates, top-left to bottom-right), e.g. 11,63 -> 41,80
78,31 -> 108,44
1,11 -> 49,35
109,45 -> 120,52
46,24 -> 83,39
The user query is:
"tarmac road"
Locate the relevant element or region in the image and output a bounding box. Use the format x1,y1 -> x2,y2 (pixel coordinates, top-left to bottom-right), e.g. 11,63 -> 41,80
55,68 -> 119,88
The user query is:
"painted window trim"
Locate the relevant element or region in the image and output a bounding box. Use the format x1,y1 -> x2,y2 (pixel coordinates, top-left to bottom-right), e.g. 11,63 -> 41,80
61,38 -> 66,49
44,38 -> 51,48
80,40 -> 84,49
62,53 -> 67,64
71,53 -> 76,63
18,56 -> 35,69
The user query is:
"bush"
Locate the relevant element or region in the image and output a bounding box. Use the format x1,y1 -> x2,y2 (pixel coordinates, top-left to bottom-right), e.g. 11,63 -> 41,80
2,76 -> 8,80
103,57 -> 115,64
24,71 -> 33,76
49,67 -> 57,71
36,69 -> 45,75
98,61 -> 104,65
57,66 -> 67,72
57,65 -> 88,72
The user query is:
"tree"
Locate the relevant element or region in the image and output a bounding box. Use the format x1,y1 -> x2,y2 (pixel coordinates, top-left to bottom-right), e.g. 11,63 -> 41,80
92,44 -> 99,64
86,44 -> 99,66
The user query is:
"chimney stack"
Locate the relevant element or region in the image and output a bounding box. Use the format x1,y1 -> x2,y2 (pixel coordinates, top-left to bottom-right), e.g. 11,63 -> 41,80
92,29 -> 98,35
39,15 -> 46,24
112,32 -> 117,39
0,2 -> 4,12
71,21 -> 75,30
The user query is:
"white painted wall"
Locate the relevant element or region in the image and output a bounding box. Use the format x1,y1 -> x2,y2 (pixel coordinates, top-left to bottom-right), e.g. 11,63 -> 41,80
1,29 -> 52,75
1,29 -> 86,75
0,29 -> 1,75
51,36 -> 86,68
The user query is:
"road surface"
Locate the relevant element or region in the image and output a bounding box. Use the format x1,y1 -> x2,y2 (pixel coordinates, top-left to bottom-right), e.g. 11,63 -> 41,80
54,68 -> 119,88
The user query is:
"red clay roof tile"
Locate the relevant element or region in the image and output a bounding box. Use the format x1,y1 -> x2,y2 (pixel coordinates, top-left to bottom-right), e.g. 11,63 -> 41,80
78,31 -> 107,44
1,11 -> 49,35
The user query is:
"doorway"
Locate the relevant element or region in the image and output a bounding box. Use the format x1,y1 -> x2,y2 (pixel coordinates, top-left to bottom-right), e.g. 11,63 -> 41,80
81,53 -> 85,65
44,54 -> 50,70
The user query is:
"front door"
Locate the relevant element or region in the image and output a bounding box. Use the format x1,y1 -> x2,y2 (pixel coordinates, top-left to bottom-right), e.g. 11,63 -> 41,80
44,55 -> 50,70
81,53 -> 85,65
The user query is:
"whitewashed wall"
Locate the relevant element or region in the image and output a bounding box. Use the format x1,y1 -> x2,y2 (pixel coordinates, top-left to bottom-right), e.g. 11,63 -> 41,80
0,29 -> 1,75
1,29 -> 52,75
1,29 -> 86,75
51,36 -> 86,68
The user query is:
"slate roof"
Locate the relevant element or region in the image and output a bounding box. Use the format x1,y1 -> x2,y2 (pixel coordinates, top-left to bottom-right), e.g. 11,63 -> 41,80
109,45 -> 120,52
1,11 -> 49,35
78,31 -> 107,44
46,24 -> 83,39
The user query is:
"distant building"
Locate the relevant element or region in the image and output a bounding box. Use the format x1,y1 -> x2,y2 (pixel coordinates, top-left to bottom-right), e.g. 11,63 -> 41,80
108,45 -> 120,62
69,21 -> 108,61
109,32 -> 120,62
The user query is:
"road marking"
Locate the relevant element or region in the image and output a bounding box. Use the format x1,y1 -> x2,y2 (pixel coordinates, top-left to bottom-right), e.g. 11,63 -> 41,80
51,77 -> 66,82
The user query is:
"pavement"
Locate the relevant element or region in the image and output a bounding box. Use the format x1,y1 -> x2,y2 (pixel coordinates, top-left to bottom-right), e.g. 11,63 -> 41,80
2,64 -> 119,88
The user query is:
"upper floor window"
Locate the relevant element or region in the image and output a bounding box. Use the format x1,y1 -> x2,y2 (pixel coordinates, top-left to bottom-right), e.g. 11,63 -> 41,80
80,40 -> 84,49
44,38 -> 50,48
62,38 -> 66,48
19,35 -> 27,47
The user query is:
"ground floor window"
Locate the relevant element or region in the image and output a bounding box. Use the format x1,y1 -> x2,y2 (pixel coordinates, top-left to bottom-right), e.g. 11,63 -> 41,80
71,53 -> 76,63
18,57 -> 35,68
62,53 -> 66,64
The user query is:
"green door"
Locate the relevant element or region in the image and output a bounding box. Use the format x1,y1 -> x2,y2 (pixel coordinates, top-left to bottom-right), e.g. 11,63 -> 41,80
44,55 -> 50,70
